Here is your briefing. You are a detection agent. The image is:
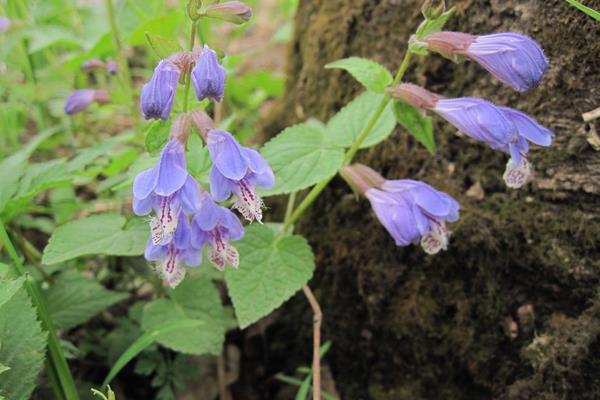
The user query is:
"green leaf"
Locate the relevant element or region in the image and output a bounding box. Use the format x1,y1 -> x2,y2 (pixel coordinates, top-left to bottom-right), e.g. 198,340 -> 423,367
102,319 -> 203,388
45,271 -> 128,330
325,91 -> 397,148
141,276 -> 227,355
392,100 -> 436,154
0,364 -> 9,375
415,8 -> 455,39
565,0 -> 600,21
144,120 -> 170,155
0,278 -> 47,400
144,32 -> 183,59
129,14 -> 181,47
260,123 -> 345,196
325,57 -> 393,93
225,225 -> 315,328
42,214 -> 148,265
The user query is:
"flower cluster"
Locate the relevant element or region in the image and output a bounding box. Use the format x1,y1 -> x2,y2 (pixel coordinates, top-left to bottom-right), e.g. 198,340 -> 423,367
132,8 -> 274,287
391,31 -> 552,189
343,30 -> 551,253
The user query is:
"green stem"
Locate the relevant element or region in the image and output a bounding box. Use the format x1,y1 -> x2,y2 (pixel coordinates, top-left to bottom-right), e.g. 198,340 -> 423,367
105,0 -> 138,123
281,51 -> 412,232
182,21 -> 198,113
0,222 -> 79,400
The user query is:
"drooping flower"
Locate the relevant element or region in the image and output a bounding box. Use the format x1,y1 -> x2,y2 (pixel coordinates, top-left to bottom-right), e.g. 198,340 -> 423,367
133,140 -> 200,245
0,16 -> 11,33
106,60 -> 118,75
341,164 -> 460,254
81,59 -> 106,71
204,1 -> 252,24
191,193 -> 244,270
388,83 -> 553,188
424,31 -> 548,92
206,130 -> 274,222
191,45 -> 226,102
64,89 -> 110,115
144,213 -> 200,288
140,59 -> 180,120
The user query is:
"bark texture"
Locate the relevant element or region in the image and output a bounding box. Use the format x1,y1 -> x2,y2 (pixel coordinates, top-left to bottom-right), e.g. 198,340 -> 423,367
251,1 -> 600,399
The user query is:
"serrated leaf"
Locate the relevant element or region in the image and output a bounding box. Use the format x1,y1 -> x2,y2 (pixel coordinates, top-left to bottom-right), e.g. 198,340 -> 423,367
45,271 -> 128,330
145,32 -> 183,59
415,8 -> 455,39
0,278 -> 47,400
392,101 -> 436,154
141,276 -> 227,355
260,123 -> 344,196
325,57 -> 393,93
144,120 -> 170,155
325,91 -> 397,148
225,225 -> 315,328
42,214 -> 148,265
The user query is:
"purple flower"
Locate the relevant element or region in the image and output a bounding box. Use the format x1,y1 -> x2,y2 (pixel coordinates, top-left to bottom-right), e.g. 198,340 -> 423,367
433,97 -> 553,188
141,59 -> 180,120
0,16 -> 11,33
64,89 -> 110,115
145,213 -> 200,288
204,1 -> 252,24
368,180 -> 459,254
191,193 -> 244,270
106,60 -> 118,75
206,130 -> 274,222
133,140 -> 201,245
191,45 -> 226,102
341,164 -> 460,254
425,32 -> 548,92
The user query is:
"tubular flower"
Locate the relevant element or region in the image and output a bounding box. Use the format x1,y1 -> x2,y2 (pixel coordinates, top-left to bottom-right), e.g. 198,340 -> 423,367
140,59 -> 180,120
424,31 -> 548,92
133,140 -> 201,245
191,193 -> 244,271
191,45 -> 226,102
207,130 -> 274,223
341,164 -> 460,254
144,213 -> 200,288
64,89 -> 110,115
204,1 -> 252,24
388,84 -> 553,188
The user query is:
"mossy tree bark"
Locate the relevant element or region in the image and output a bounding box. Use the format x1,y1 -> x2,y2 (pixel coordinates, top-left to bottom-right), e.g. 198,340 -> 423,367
251,1 -> 600,399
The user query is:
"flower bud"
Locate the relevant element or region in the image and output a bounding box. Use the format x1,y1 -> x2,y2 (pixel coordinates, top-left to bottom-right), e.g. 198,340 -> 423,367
189,109 -> 215,141
191,45 -> 226,102
421,0 -> 445,19
82,59 -> 107,71
0,16 -> 11,33
106,60 -> 118,75
64,89 -> 110,115
204,1 -> 252,24
141,59 -> 180,120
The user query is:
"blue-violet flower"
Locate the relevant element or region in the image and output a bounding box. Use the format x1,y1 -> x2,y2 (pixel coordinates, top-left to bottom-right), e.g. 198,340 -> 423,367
425,31 -> 548,92
145,213 -> 200,288
133,140 -> 200,245
140,59 -> 180,120
191,193 -> 244,270
191,45 -> 226,102
207,130 -> 275,222
342,164 -> 460,254
64,89 -> 110,115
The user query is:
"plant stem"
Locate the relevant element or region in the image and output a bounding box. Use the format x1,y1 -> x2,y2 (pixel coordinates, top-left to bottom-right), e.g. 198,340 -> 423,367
302,285 -> 323,400
281,51 -> 412,232
182,21 -> 198,113
104,0 -> 138,123
0,222 -> 79,400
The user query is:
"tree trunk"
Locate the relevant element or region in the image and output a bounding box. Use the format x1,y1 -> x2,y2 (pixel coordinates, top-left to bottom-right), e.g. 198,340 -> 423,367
249,1 -> 600,399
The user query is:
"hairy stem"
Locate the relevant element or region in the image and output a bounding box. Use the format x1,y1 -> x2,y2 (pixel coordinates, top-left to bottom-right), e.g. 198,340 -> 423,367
0,222 -> 79,400
183,21 -> 198,113
281,51 -> 412,232
303,285 -> 323,400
